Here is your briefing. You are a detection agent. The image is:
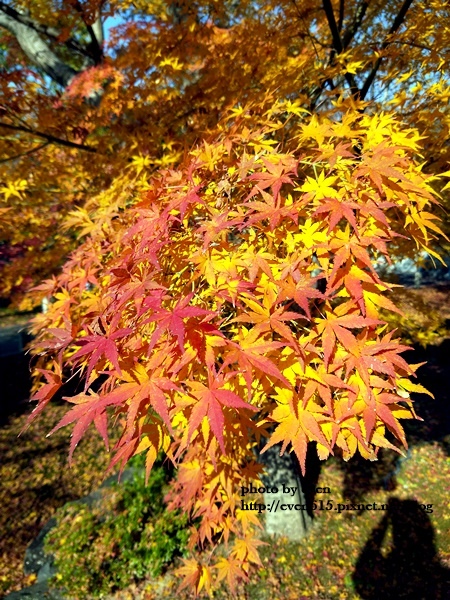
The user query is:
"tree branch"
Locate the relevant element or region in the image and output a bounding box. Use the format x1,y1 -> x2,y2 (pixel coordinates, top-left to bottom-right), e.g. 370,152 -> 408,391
0,2 -> 93,65
0,122 -> 97,153
341,1 -> 369,49
0,142 -> 49,164
92,13 -> 104,47
322,0 -> 360,96
322,0 -> 343,53
70,1 -> 104,64
360,0 -> 415,100
290,0 -> 321,60
338,0 -> 345,32
0,6 -> 78,87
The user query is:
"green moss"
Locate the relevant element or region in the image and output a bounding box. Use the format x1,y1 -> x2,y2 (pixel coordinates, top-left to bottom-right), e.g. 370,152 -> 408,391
44,455 -> 190,599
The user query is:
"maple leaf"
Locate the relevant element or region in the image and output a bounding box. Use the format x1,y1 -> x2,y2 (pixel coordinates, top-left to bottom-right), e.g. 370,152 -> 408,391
312,196 -> 359,232
246,156 -> 297,201
299,171 -> 339,199
167,184 -> 204,220
243,189 -> 302,230
229,294 -> 305,348
48,361 -> 178,462
169,458 -> 204,508
24,363 -> 63,431
176,559 -> 202,596
236,506 -> 264,534
109,277 -> 167,314
261,391 -> 331,474
299,364 -> 355,414
316,141 -> 355,167
326,229 -> 377,279
299,115 -> 332,146
327,263 -> 386,316
0,179 -> 27,200
30,276 -> 59,295
345,333 -> 412,386
314,308 -> 382,368
215,277 -> 256,307
295,217 -> 329,248
186,370 -> 257,453
184,320 -> 226,367
49,289 -> 76,320
46,391 -> 106,462
144,293 -> 215,351
277,274 -> 324,319
119,359 -> 180,435
239,247 -> 274,282
71,326 -> 132,383
215,556 -> 249,594
231,536 -> 266,565
222,326 -> 291,396
135,422 -> 172,483
375,400 -> 407,448
354,142 -> 408,193
196,209 -> 240,249
32,325 -> 75,355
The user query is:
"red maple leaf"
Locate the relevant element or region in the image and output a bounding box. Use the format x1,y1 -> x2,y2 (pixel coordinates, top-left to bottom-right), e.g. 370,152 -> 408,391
186,371 -> 257,453
71,326 -> 132,382
315,309 -> 382,367
144,293 -> 215,351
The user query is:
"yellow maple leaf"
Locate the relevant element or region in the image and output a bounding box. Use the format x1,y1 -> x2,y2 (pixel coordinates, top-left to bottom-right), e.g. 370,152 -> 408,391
0,179 -> 27,200
299,171 -> 339,199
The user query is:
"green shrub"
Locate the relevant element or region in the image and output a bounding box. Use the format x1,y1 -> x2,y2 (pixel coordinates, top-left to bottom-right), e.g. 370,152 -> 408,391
44,455 -> 190,599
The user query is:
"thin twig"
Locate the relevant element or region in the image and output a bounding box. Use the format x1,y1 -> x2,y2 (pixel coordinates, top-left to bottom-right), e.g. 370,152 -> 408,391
290,0 -> 320,60
341,0 -> 369,49
0,141 -> 49,164
0,122 -> 98,153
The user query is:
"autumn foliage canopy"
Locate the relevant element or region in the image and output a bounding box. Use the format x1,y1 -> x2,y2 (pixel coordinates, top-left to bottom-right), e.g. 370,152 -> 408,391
1,0 -> 450,595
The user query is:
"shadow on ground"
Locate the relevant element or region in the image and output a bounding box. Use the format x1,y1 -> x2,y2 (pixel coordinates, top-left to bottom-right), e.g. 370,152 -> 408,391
352,497 -> 450,599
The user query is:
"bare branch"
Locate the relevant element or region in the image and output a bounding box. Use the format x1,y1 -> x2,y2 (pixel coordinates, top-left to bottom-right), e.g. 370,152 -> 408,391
70,1 -> 104,64
322,0 -> 359,96
390,40 -> 434,52
322,0 -> 343,53
341,1 -> 369,49
360,0 -> 415,100
290,0 -> 320,60
0,122 -> 97,153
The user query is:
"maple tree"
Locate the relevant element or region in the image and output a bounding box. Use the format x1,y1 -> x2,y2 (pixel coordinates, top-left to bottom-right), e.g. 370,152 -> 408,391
1,0 -> 450,596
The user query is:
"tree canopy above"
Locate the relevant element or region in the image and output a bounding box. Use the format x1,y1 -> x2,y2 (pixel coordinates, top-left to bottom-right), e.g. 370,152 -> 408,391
1,0 -> 449,305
